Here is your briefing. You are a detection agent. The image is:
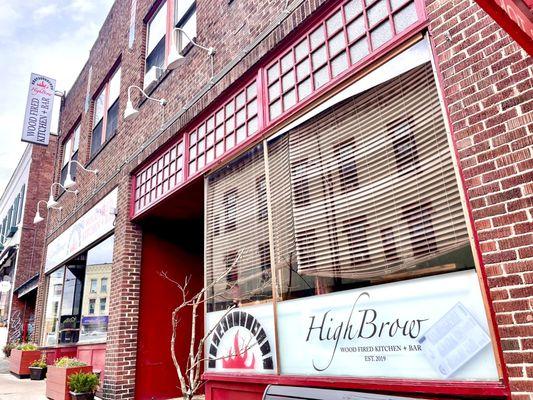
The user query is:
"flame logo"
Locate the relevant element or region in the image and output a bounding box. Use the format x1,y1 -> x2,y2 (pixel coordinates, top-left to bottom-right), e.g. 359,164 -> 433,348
222,331 -> 255,369
36,80 -> 49,88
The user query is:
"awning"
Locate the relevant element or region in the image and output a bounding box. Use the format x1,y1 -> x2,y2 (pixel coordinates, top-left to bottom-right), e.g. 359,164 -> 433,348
15,273 -> 40,298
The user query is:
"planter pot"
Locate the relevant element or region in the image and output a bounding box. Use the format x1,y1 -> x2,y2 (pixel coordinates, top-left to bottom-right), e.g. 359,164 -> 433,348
46,365 -> 93,400
69,392 -> 95,400
9,349 -> 42,378
29,366 -> 47,380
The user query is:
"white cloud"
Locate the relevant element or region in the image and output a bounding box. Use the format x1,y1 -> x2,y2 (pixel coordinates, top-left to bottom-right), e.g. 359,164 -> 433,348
0,0 -> 114,194
33,4 -> 59,21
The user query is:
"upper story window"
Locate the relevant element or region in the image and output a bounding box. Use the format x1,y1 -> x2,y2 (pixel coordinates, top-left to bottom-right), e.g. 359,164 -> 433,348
60,124 -> 80,186
145,0 -> 197,81
91,67 -> 121,158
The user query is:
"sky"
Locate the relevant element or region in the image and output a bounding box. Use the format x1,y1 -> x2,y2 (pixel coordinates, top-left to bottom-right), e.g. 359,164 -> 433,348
0,0 -> 114,194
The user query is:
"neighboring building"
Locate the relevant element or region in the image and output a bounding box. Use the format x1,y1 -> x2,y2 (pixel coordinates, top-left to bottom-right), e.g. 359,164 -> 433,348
0,140 -> 57,349
31,1 -> 531,400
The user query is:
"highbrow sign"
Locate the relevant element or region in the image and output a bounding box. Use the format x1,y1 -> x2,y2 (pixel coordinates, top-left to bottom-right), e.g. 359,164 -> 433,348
21,73 -> 56,146
277,270 -> 499,381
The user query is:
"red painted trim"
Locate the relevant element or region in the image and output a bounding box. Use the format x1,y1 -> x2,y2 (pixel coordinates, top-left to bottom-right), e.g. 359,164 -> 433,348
131,0 -> 428,218
475,0 -> 533,55
426,33 -> 511,397
203,372 -> 509,398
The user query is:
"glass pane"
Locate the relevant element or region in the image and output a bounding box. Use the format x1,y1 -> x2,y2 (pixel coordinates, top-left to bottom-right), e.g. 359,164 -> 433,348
108,68 -> 121,107
247,99 -> 257,117
180,11 -> 196,50
270,99 -> 282,119
93,90 -> 105,127
296,59 -> 311,81
248,116 -> 258,135
91,122 -> 103,158
80,235 -> 114,343
331,52 -> 349,77
267,64 -> 280,84
281,51 -> 294,74
391,0 -> 409,10
63,138 -> 72,166
344,0 -> 363,20
328,31 -> 346,56
71,126 -> 80,154
106,100 -> 119,140
147,2 -> 167,55
269,82 -> 281,100
367,0 -> 388,28
246,83 -> 257,99
59,263 -> 85,344
175,0 -> 195,22
350,38 -> 369,63
326,11 -> 343,35
282,71 -> 296,91
347,15 -> 366,42
394,2 -> 418,33
295,39 -> 308,62
42,268 -> 65,346
236,91 -> 246,109
371,21 -> 393,49
310,26 -> 326,50
225,100 -> 234,116
146,36 -> 166,72
283,88 -> 297,109
298,77 -> 312,99
313,65 -> 329,89
311,45 -> 327,70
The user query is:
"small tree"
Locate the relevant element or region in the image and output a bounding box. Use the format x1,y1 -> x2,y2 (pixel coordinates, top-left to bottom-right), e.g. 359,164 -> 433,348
160,250 -> 269,400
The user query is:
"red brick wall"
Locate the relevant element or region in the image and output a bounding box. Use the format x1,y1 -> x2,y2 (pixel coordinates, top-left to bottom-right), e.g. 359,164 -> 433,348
427,0 -> 533,398
33,0 -> 532,398
8,137 -> 57,343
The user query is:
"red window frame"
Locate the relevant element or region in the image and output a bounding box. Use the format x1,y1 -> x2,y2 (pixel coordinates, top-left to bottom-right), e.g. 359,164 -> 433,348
91,66 -> 121,158
132,0 -> 428,219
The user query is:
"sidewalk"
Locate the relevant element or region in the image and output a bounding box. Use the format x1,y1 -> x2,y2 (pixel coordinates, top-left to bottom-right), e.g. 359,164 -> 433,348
0,355 -> 46,400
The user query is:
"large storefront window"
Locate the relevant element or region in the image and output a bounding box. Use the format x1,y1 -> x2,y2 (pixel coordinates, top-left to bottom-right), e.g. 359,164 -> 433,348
42,235 -> 114,346
204,61 -> 499,381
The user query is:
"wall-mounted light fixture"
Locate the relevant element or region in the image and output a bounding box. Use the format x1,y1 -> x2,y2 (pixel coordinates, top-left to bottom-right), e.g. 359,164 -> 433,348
63,160 -> 99,190
124,85 -> 167,121
46,182 -> 77,209
34,200 -> 61,224
167,27 -> 216,77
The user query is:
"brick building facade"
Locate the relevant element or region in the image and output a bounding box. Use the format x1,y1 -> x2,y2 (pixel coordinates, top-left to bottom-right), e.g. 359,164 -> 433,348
32,0 -> 531,399
0,138 -> 57,347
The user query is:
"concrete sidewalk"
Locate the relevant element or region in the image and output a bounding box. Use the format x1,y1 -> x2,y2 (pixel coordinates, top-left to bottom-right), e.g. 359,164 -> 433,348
0,373 -> 46,400
0,355 -> 46,400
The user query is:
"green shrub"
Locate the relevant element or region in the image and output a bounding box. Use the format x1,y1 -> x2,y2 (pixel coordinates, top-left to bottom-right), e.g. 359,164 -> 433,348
68,372 -> 99,394
30,358 -> 47,368
54,357 -> 87,368
16,343 -> 38,351
2,343 -> 16,357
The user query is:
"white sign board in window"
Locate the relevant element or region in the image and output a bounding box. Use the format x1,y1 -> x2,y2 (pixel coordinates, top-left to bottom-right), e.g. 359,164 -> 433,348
276,270 -> 498,381
21,73 -> 56,146
45,188 -> 117,273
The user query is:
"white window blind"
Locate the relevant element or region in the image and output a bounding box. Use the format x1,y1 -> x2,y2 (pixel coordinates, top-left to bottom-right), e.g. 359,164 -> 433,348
205,62 -> 471,301
283,63 -> 470,279
205,145 -> 272,311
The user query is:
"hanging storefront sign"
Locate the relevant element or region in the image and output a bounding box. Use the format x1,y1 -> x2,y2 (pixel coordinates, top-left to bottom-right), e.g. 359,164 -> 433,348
45,188 -> 117,273
206,303 -> 277,374
277,270 -> 499,381
21,73 -> 56,146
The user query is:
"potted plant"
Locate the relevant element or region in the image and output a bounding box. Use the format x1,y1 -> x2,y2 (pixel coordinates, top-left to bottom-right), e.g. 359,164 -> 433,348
68,372 -> 99,400
9,342 -> 41,378
29,357 -> 47,380
46,357 -> 92,400
2,342 -> 15,358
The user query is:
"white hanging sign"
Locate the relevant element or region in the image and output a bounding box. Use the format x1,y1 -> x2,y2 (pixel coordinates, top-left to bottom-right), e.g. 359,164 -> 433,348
21,73 -> 56,146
